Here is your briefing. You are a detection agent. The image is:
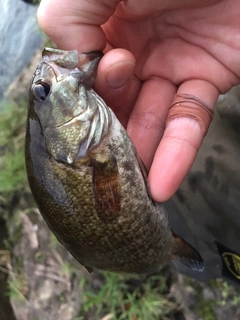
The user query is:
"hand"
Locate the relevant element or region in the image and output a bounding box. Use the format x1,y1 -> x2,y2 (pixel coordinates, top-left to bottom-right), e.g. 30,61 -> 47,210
38,0 -> 240,201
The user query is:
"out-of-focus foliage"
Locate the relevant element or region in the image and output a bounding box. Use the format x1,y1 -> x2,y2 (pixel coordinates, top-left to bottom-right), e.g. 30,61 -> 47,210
0,99 -> 27,193
78,271 -> 179,320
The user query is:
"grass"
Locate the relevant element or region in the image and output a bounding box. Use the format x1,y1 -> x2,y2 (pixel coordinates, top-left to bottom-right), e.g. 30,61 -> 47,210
78,271 -> 179,320
210,279 -> 240,307
0,98 -> 27,194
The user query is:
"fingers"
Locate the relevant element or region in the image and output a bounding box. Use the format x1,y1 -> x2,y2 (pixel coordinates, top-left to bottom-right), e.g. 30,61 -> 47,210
94,49 -> 141,127
37,0 -> 119,51
148,79 -> 219,202
38,0 -> 141,126
127,79 -> 177,169
38,0 -> 141,127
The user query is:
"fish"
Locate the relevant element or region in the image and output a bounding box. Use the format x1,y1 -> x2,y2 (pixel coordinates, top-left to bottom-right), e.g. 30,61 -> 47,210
25,47 -> 204,274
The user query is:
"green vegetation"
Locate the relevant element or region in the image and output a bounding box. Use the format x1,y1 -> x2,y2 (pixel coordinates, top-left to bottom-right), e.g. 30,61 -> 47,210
186,277 -> 240,320
210,279 -> 240,307
7,271 -> 28,302
195,299 -> 217,320
0,98 -> 28,193
78,271 -> 179,320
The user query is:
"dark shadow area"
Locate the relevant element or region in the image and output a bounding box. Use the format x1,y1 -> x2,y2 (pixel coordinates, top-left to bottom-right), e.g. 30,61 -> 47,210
0,217 -> 16,320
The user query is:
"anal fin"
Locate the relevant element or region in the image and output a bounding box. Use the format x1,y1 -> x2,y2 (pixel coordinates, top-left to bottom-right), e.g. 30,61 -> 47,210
171,230 -> 204,272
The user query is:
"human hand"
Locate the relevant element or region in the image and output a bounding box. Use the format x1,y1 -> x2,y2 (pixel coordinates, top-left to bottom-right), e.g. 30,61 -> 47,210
38,0 -> 240,201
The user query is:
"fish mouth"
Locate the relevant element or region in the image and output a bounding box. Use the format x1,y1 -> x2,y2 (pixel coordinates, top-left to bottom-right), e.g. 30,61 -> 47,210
42,47 -> 103,69
38,48 -> 107,163
42,47 -> 103,89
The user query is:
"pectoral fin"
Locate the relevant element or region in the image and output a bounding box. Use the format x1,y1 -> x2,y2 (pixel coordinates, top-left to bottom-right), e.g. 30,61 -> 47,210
91,157 -> 121,222
171,230 -> 204,272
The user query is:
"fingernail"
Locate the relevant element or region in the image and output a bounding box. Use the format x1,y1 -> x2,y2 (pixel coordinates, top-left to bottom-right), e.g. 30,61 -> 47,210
106,62 -> 134,89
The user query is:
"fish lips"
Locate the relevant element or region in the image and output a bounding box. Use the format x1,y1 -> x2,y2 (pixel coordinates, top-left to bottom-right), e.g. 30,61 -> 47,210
42,47 -> 103,89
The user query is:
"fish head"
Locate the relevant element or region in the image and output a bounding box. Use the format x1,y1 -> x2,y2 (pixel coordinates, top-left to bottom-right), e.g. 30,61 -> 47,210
28,47 -> 111,164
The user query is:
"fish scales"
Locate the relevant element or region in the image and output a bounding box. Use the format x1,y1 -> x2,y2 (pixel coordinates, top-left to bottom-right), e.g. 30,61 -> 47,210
25,48 -> 204,274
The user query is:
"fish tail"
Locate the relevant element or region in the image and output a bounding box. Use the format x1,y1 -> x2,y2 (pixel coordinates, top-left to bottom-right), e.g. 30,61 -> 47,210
171,230 -> 204,272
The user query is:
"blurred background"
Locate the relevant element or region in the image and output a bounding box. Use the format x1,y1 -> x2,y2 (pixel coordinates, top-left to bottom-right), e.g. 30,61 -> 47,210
1,0 -> 240,319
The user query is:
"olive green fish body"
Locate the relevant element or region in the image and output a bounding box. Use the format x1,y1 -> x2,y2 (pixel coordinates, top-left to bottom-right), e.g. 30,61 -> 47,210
25,48 -> 204,274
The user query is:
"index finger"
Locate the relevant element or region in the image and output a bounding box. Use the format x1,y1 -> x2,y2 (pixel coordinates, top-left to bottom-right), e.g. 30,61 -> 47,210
37,0 -> 119,51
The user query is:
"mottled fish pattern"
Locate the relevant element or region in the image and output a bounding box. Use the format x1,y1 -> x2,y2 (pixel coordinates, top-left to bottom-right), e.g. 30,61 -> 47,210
25,48 -> 204,274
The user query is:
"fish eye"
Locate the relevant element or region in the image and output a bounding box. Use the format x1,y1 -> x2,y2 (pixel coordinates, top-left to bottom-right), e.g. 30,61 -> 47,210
32,81 -> 51,101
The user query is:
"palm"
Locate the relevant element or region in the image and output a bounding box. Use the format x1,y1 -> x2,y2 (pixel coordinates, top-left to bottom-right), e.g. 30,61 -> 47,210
104,3 -> 239,94
99,1 -> 240,191
38,0 -> 240,201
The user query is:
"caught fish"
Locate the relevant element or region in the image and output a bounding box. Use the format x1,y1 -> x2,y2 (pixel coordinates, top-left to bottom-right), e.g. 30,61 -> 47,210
25,47 -> 204,274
